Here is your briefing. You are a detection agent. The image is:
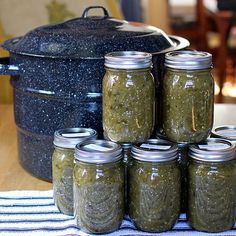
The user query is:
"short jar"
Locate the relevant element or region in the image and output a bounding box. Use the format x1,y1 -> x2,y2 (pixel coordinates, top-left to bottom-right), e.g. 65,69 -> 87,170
74,140 -> 124,234
52,128 -> 97,215
160,50 -> 214,143
103,51 -> 155,143
187,138 -> 236,232
128,139 -> 181,232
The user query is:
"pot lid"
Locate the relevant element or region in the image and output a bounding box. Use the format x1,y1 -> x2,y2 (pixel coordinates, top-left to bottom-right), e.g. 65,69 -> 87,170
2,6 -> 178,59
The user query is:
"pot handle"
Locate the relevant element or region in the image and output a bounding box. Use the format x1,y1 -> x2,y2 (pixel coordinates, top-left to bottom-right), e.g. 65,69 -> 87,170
0,57 -> 19,76
81,6 -> 109,18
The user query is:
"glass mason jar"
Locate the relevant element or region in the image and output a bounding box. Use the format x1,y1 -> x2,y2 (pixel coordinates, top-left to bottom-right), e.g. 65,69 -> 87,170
187,138 -> 236,233
128,139 -> 181,232
52,128 -> 97,215
103,51 -> 155,143
211,125 -> 236,145
74,140 -> 124,234
160,50 -> 214,143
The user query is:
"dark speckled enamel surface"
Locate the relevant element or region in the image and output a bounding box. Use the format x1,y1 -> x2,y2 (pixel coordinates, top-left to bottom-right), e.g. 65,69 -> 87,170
10,54 -> 104,180
2,16 -> 174,59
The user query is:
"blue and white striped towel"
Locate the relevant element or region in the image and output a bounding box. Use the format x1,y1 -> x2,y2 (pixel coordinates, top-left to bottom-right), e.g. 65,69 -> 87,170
0,190 -> 235,236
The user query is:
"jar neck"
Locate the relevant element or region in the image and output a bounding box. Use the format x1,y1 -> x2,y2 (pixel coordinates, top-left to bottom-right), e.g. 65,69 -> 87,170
54,145 -> 74,151
132,158 -> 178,166
190,158 -> 235,166
165,67 -> 211,73
75,159 -> 122,167
105,67 -> 152,73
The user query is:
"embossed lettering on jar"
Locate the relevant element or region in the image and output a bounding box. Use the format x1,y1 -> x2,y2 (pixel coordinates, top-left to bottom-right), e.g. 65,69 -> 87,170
187,139 -> 236,233
161,50 -> 214,143
128,139 -> 180,232
74,140 -> 124,234
52,128 -> 97,215
103,51 -> 155,143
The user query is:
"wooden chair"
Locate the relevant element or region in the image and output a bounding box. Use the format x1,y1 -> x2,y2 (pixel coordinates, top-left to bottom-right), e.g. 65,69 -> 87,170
201,2 -> 235,102
169,0 -> 207,51
170,0 -> 236,102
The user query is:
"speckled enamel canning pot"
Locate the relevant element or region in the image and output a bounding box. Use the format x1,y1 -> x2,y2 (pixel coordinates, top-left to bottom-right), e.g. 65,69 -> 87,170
0,6 -> 189,181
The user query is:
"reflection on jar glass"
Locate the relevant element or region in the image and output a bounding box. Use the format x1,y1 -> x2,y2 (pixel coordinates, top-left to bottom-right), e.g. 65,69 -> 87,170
74,140 -> 124,234
187,139 -> 236,233
128,139 -> 180,232
160,50 -> 214,143
103,51 -> 155,143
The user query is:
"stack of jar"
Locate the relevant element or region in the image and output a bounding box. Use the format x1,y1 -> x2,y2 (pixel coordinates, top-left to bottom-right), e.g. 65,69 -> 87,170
52,50 -> 236,234
102,50 -> 236,233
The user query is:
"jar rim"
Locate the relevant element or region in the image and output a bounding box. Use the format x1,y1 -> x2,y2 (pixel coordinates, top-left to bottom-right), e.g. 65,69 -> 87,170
131,139 -> 178,162
105,51 -> 152,69
53,127 -> 97,149
75,139 -> 122,164
165,50 -> 212,70
189,138 -> 236,162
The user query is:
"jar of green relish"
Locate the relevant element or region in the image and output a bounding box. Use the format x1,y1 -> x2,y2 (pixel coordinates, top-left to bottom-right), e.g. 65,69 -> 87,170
74,140 -> 124,234
103,51 -> 155,143
187,138 -> 236,232
160,50 -> 214,143
52,128 -> 97,215
128,139 -> 181,232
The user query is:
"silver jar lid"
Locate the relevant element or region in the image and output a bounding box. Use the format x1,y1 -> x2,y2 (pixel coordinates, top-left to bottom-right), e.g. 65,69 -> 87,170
75,140 -> 122,164
189,138 -> 236,162
131,139 -> 178,162
53,128 -> 97,149
105,51 -> 152,69
165,50 -> 212,70
211,125 -> 236,143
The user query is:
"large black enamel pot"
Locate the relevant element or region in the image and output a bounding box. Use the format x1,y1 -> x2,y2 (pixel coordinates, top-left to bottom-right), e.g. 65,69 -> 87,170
0,6 -> 189,181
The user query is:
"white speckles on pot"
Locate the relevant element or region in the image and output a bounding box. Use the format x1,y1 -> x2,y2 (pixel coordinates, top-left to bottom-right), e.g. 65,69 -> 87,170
11,54 -> 103,181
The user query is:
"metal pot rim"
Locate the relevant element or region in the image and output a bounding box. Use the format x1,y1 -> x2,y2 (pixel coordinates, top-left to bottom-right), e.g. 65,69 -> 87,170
1,35 -> 189,59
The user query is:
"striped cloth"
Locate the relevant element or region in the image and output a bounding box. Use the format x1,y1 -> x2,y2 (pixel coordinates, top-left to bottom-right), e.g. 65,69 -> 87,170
0,190 -> 235,236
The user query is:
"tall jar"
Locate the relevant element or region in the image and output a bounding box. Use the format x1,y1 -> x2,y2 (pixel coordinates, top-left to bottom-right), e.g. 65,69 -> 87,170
128,139 -> 181,232
74,140 -> 124,234
187,138 -> 236,232
160,50 -> 214,143
52,128 -> 97,215
103,51 -> 155,143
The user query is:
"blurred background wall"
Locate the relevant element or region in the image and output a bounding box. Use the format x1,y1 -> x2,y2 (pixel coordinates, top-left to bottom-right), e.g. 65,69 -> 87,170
1,0 -> 235,103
